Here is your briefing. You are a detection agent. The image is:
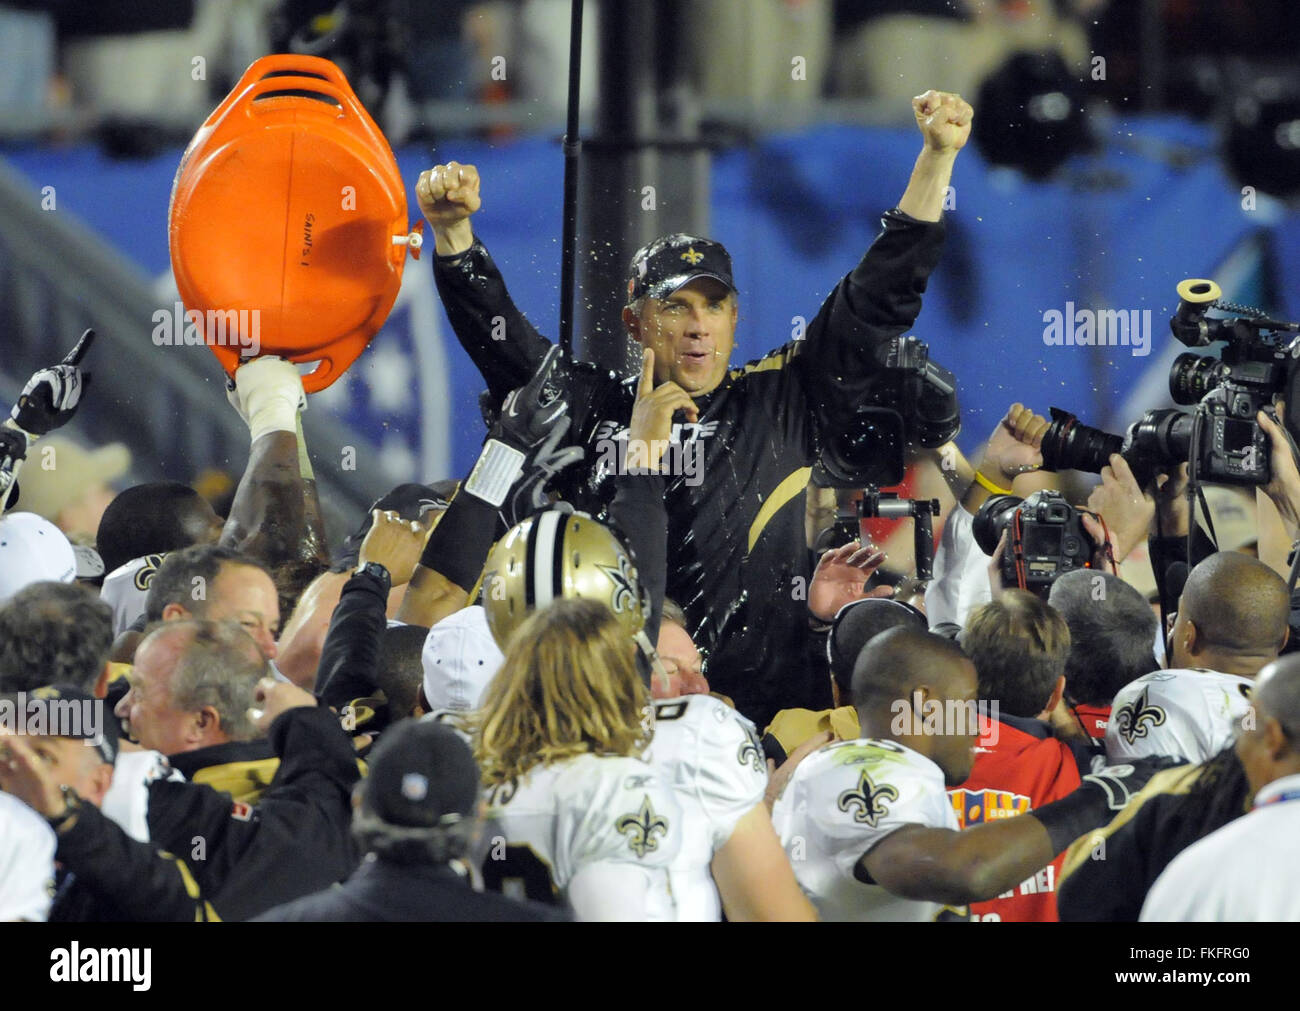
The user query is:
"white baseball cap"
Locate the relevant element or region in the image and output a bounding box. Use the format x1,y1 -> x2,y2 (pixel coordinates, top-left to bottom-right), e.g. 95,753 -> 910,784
0,511 -> 77,603
421,605 -> 504,713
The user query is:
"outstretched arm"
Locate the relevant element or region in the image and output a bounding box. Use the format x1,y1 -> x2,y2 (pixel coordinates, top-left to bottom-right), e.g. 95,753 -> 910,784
418,161 -> 552,403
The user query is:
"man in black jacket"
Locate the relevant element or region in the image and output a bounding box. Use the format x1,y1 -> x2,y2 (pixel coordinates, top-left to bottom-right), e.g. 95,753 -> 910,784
416,90 -> 973,728
257,718 -> 567,922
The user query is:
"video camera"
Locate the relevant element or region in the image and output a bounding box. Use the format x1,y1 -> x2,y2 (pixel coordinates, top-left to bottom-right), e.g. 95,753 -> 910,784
817,334 -> 960,489
1041,279 -> 1300,488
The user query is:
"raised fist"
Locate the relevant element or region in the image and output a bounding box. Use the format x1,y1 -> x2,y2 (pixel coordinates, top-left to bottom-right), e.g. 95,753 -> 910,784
416,161 -> 482,228
912,90 -> 974,153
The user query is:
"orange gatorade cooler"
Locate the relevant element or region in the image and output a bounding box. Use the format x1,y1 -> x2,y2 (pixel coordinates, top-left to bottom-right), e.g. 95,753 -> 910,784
168,54 -> 422,392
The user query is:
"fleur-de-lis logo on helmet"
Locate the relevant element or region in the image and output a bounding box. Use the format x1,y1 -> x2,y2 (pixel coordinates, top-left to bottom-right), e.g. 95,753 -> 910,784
1114,686 -> 1166,745
616,795 -> 669,859
599,552 -> 637,616
837,770 -> 899,827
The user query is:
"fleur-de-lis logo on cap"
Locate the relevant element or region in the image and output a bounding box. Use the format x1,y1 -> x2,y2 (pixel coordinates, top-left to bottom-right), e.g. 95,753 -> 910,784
680,247 -> 704,266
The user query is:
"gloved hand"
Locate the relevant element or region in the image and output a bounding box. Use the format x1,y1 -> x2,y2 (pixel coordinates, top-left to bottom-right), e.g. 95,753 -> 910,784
225,357 -> 307,441
9,329 -> 96,437
482,345 -> 584,526
1077,756 -> 1186,812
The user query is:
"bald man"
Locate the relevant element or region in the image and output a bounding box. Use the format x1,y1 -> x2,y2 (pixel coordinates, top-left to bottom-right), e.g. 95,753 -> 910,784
771,627 -> 1157,920
1107,553 -> 1290,765
1141,655 -> 1300,920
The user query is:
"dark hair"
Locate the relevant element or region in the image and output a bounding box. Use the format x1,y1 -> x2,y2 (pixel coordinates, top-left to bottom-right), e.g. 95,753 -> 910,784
145,543 -> 268,622
375,624 -> 430,723
960,590 -> 1071,718
1048,570 -> 1159,706
0,581 -> 113,693
851,626 -> 970,705
272,556 -> 331,630
96,482 -> 211,574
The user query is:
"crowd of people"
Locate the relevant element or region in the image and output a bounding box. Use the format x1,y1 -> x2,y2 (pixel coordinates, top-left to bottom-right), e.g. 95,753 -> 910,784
1,87 -> 1298,924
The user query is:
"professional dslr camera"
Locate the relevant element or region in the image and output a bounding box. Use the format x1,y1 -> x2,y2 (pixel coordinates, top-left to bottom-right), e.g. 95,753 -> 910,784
1041,279 -> 1300,488
972,489 -> 1097,591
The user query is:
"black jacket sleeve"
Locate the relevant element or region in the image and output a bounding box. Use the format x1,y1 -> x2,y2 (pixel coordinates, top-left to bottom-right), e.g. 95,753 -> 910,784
433,239 -> 554,404
795,208 -> 947,439
52,804 -> 214,922
316,566 -> 392,711
607,472 -> 668,644
145,705 -> 361,920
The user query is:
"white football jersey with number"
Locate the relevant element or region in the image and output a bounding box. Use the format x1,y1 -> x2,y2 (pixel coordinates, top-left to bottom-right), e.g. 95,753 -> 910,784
647,694 -> 768,921
772,738 -> 959,922
1105,668 -> 1254,765
478,753 -> 682,921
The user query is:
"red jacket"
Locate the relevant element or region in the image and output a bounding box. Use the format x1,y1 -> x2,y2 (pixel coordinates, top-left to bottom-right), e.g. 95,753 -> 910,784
947,715 -> 1084,922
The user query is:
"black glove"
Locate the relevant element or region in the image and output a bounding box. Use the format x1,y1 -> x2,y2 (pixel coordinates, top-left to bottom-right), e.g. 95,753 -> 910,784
10,329 -> 96,437
483,345 -> 584,527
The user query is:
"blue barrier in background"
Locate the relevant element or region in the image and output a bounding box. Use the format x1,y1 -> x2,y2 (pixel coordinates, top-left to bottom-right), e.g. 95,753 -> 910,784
5,113 -> 1295,488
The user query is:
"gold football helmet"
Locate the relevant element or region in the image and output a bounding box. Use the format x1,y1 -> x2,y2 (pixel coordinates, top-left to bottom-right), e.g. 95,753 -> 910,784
480,508 -> 648,649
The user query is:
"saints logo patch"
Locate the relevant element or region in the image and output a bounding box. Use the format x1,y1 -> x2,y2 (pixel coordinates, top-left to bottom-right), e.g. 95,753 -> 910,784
598,553 -> 638,616
1114,686 -> 1166,744
133,553 -> 165,591
737,725 -> 764,772
837,770 -> 899,827
615,795 -> 669,859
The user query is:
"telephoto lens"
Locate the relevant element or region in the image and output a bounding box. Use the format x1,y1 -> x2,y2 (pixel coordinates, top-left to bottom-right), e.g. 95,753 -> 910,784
1039,407 -> 1124,475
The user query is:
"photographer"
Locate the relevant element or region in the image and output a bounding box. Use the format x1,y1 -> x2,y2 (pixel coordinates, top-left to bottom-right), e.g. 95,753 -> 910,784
419,90 -> 972,730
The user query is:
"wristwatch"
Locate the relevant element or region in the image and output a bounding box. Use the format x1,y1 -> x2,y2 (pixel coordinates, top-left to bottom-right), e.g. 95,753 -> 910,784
357,561 -> 392,592
46,785 -> 82,832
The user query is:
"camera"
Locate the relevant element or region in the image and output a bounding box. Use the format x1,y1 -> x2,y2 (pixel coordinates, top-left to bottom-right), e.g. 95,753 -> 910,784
972,490 -> 1096,591
816,335 -> 960,488
1041,279 -> 1300,488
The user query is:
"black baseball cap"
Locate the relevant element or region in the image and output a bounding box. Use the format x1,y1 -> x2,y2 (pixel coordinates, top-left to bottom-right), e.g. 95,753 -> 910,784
361,718 -> 480,829
827,598 -> 927,693
28,684 -> 118,765
626,233 -> 736,303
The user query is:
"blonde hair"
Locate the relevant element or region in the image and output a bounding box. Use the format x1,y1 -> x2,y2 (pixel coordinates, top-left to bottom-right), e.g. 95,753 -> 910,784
474,598 -> 651,786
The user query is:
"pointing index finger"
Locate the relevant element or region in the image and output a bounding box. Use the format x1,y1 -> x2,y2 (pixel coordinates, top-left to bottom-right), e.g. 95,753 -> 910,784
61,328 -> 96,366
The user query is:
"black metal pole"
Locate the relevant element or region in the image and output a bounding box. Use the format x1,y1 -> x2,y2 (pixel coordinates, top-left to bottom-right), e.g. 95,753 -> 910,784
558,0 -> 585,358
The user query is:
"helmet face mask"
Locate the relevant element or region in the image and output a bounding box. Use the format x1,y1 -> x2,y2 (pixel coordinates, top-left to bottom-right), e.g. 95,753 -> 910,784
481,509 -> 649,650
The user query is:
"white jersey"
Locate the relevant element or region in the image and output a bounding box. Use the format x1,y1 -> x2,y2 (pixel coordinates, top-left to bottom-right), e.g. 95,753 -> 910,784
1105,668 -> 1254,765
100,748 -> 184,842
647,694 -> 768,921
0,792 -> 56,921
773,738 -> 959,921
99,553 -> 168,635
1141,773 -> 1300,921
478,753 -> 682,921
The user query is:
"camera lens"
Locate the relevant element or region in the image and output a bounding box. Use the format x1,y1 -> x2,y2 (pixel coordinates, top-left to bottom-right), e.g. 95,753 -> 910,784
971,494 -> 1023,556
1040,407 -> 1124,475
1169,353 -> 1225,405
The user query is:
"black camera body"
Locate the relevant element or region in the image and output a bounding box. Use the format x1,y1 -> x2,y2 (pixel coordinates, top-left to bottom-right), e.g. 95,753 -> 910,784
972,490 -> 1096,591
1041,279 -> 1300,489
